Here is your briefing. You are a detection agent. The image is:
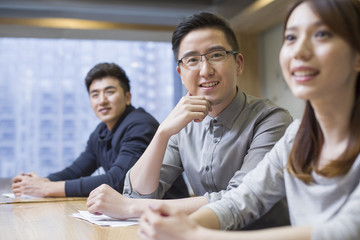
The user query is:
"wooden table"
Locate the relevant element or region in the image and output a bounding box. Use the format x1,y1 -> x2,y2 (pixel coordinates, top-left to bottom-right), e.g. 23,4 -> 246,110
0,178 -> 139,240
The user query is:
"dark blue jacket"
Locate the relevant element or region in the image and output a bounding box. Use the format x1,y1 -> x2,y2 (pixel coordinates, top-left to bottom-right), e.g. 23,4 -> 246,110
48,105 -> 189,198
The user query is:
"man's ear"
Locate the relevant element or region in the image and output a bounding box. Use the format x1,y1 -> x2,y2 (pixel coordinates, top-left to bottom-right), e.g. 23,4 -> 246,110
176,66 -> 185,85
125,92 -> 131,105
176,65 -> 181,74
236,53 -> 244,76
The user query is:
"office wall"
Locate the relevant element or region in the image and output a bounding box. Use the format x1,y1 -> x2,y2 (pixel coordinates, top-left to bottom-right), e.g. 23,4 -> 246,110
236,33 -> 261,97
260,24 -> 305,120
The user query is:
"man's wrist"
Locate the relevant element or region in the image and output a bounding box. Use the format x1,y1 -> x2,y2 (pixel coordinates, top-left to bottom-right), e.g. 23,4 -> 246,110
42,180 -> 52,197
127,198 -> 147,218
156,125 -> 172,140
43,181 -> 66,197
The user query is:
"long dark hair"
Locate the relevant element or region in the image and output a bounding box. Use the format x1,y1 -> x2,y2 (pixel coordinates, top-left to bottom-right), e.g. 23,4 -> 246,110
286,0 -> 360,183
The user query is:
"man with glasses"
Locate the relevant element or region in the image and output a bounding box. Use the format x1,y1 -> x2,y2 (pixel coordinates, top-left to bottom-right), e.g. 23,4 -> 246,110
87,12 -> 292,229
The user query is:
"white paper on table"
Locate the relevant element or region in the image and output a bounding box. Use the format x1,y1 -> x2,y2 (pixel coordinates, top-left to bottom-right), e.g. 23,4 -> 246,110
2,193 -> 40,199
71,210 -> 138,227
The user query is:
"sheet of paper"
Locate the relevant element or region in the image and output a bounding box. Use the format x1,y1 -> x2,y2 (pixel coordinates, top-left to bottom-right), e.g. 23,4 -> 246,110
71,210 -> 138,227
2,193 -> 40,199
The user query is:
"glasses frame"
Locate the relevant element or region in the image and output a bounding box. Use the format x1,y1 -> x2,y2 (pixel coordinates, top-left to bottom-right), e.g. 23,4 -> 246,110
177,50 -> 238,68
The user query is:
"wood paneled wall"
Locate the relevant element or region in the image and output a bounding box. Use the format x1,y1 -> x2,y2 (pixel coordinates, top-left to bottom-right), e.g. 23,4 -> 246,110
231,0 -> 296,98
236,33 -> 261,97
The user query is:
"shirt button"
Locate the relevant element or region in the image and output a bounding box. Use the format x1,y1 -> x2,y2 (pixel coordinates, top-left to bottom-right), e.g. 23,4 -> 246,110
213,139 -> 219,143
205,166 -> 210,171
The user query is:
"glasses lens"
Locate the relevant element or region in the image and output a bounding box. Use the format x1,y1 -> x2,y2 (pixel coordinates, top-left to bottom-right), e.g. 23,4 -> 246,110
181,50 -> 232,68
183,56 -> 201,67
206,51 -> 227,63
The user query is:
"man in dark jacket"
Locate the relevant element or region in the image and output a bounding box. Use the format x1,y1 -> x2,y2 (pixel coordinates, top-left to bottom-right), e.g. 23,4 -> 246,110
12,62 -> 189,198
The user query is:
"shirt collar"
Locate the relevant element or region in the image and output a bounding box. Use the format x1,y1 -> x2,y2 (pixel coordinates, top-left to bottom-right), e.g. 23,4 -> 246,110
99,105 -> 134,141
203,87 -> 245,130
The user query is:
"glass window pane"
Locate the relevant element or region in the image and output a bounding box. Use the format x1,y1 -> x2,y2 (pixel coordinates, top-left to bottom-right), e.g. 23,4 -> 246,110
0,37 -> 175,177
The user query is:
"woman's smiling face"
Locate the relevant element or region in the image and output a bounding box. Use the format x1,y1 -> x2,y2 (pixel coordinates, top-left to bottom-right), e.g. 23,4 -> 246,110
279,2 -> 360,102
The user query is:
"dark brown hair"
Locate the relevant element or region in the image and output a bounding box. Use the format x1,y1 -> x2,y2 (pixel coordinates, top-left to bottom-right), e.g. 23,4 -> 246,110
285,0 -> 360,183
85,62 -> 130,93
171,12 -> 239,61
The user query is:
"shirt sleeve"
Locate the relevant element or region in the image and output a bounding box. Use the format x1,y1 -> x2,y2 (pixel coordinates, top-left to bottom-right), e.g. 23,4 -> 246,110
206,108 -> 292,202
204,130 -> 290,230
47,132 -> 98,183
312,177 -> 360,240
123,134 -> 184,199
51,112 -> 158,197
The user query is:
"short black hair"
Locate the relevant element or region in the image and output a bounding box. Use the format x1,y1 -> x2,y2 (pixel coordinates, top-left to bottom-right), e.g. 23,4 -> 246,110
85,62 -> 130,93
172,12 -> 239,61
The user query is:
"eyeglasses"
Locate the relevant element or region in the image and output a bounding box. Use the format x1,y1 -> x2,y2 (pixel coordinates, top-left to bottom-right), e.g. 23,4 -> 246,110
177,50 -> 238,69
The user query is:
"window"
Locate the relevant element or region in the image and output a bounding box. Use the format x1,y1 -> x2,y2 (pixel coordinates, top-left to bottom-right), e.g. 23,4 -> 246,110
0,38 -> 176,177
